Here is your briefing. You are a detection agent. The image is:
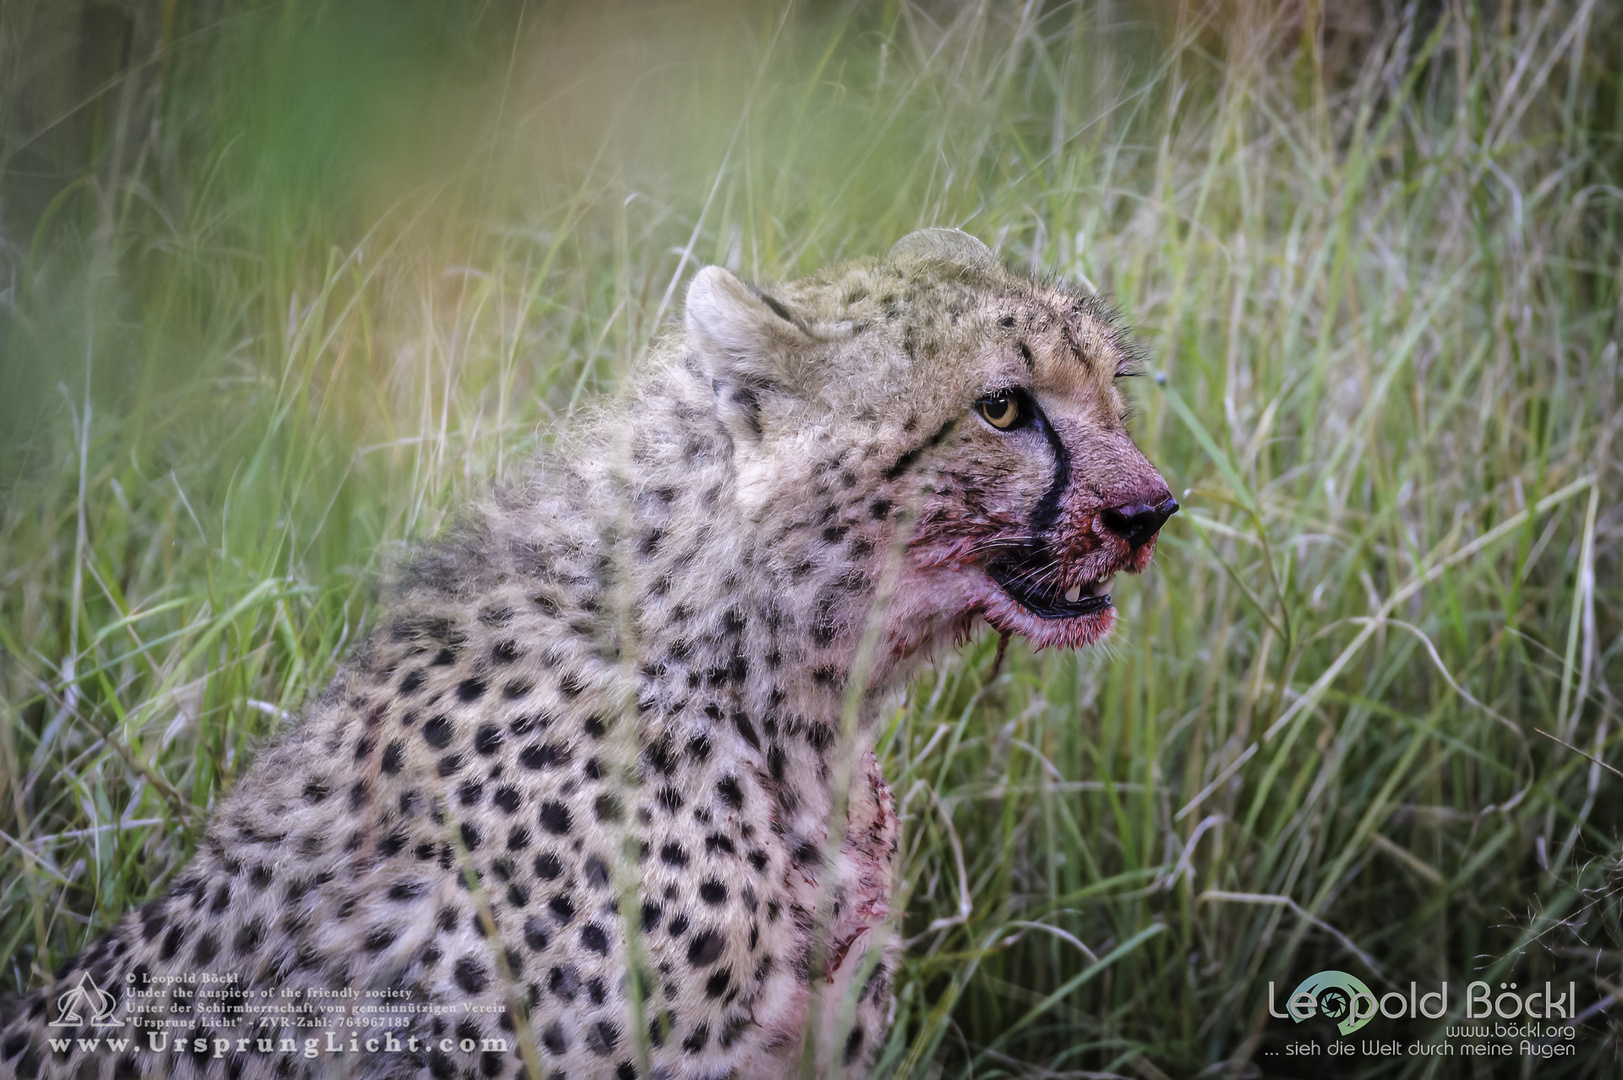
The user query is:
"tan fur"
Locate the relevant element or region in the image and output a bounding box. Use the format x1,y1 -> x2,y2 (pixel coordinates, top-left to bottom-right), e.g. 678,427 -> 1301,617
0,230 -> 1172,1080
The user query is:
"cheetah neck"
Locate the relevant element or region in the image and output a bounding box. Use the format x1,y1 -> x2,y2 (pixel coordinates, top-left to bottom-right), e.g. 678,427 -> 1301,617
509,363 -> 930,843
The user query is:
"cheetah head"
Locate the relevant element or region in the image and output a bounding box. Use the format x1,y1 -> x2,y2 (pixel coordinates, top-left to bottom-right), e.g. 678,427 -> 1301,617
680,228 -> 1175,660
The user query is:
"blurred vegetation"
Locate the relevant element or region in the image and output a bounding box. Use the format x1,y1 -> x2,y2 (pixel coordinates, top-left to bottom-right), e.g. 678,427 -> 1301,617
2,1 -> 1621,1076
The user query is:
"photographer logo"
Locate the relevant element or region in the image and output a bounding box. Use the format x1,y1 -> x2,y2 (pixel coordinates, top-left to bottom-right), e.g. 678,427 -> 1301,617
48,972 -> 123,1028
1273,970 -> 1378,1036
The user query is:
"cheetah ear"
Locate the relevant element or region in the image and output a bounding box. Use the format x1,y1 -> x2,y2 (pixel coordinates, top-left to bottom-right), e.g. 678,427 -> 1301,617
887,228 -> 996,271
684,265 -> 811,439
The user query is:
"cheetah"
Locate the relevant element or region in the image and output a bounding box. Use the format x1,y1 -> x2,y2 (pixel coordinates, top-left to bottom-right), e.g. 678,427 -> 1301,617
0,229 -> 1176,1080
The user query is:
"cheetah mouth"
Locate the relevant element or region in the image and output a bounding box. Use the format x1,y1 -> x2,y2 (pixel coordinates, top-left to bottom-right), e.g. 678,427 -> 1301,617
986,561 -> 1114,620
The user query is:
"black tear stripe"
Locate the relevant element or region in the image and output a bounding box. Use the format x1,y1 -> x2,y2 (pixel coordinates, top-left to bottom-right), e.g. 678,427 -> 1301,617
883,417 -> 959,483
1028,408 -> 1072,541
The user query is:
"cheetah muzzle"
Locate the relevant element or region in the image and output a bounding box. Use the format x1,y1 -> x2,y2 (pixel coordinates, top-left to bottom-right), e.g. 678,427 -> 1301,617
1,228 -> 1175,1080
982,490 -> 1179,623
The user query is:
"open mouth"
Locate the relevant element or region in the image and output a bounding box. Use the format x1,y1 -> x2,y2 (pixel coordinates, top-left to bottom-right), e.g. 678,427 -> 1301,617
987,560 -> 1115,620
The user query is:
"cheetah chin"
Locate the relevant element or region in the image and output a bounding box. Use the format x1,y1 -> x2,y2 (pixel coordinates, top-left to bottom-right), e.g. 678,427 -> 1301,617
1,228 -> 1174,1080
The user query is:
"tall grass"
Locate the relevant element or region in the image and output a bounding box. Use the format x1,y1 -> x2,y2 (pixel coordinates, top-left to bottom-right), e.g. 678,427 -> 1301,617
2,2 -> 1619,1076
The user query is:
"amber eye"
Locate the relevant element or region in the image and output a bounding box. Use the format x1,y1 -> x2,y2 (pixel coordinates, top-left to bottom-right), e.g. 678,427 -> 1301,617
977,391 -> 1023,430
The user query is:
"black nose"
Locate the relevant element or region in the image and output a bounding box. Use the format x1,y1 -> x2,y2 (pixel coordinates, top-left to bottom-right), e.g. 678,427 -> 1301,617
1101,496 -> 1179,548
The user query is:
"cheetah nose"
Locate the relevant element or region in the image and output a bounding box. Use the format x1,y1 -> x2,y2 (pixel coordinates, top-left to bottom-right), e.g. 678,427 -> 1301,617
1101,496 -> 1179,548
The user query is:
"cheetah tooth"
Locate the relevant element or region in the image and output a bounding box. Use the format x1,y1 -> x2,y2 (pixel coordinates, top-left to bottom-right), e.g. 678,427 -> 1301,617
1065,584 -> 1082,603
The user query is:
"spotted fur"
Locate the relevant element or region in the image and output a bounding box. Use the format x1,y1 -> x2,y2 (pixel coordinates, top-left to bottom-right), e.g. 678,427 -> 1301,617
0,230 -> 1173,1080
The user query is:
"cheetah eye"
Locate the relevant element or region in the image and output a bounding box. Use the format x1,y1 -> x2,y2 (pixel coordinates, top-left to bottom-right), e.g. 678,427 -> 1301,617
976,390 -> 1026,431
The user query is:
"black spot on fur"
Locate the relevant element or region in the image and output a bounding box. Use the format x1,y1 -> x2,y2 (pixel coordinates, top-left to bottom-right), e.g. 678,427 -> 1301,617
192,933 -> 219,966
586,1020 -> 620,1057
389,880 -> 428,901
687,930 -> 724,966
378,831 -> 408,858
140,903 -> 167,942
453,956 -> 488,994
520,742 -> 570,770
233,919 -> 264,956
478,605 -> 514,627
422,715 -> 453,749
644,737 -> 676,776
471,724 -> 504,756
158,925 -> 183,961
582,923 -> 610,956
538,802 -> 572,835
